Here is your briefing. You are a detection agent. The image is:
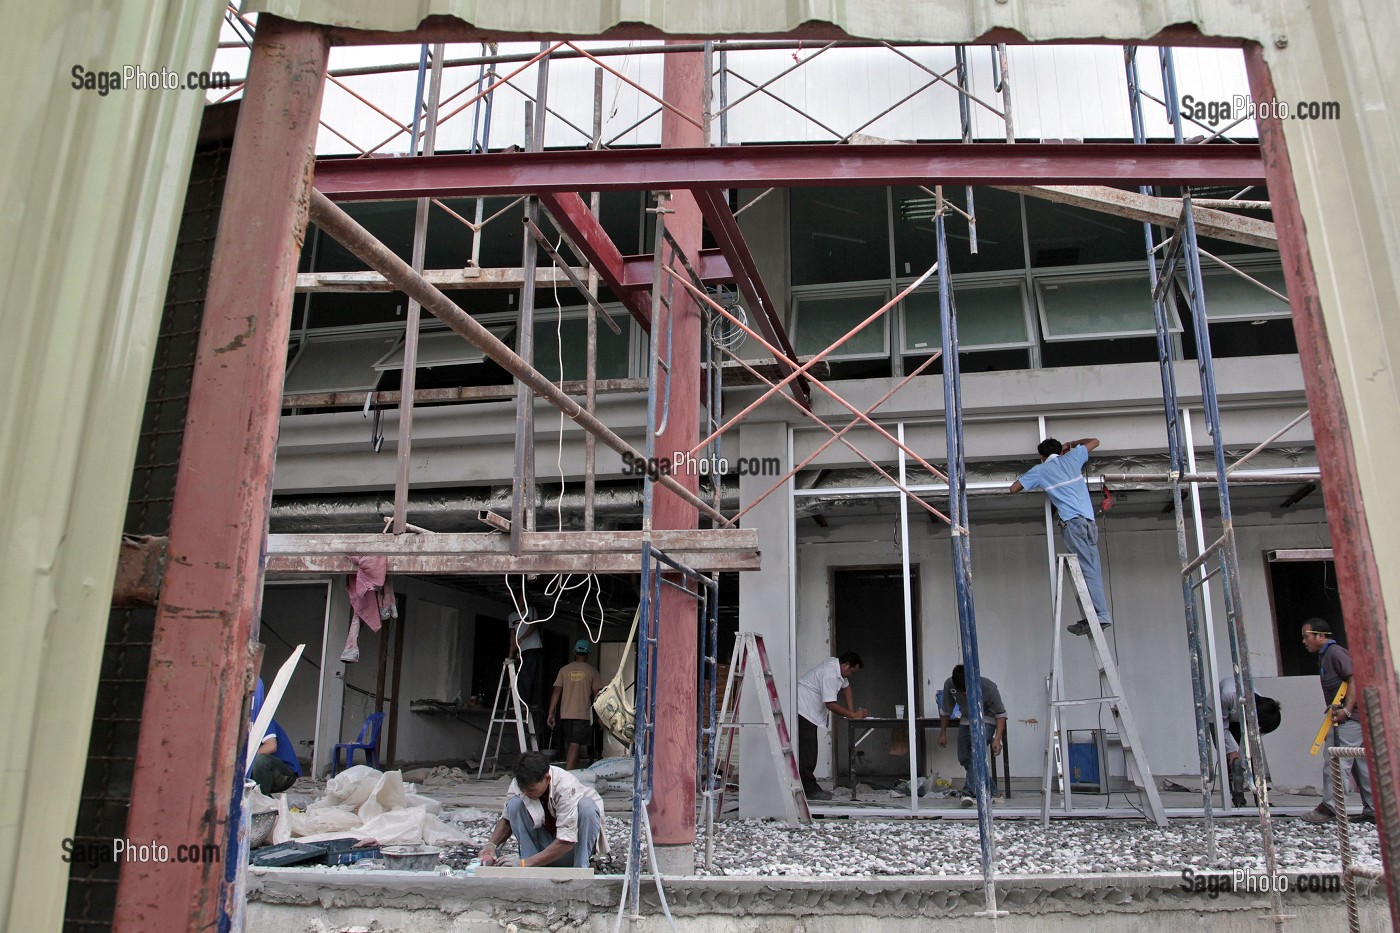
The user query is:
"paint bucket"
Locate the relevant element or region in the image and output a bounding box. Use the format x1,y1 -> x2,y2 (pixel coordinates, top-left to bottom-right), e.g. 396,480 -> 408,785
895,704 -> 906,718
380,845 -> 441,871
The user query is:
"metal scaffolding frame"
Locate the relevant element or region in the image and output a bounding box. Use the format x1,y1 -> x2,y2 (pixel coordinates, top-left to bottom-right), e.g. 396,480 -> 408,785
109,17 -> 1400,933
1128,44 -> 1290,931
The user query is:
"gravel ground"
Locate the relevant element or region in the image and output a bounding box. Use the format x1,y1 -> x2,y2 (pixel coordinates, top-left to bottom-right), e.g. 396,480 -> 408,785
697,817 -> 1383,877
439,808 -> 1381,878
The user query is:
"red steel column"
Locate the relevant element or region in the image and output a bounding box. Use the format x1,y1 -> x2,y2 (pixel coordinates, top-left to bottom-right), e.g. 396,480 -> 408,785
649,44 -> 705,859
114,18 -> 328,931
1246,46 -> 1400,928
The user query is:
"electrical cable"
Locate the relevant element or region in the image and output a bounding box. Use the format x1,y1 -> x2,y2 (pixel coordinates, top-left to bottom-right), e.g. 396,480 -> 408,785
259,616 -> 377,699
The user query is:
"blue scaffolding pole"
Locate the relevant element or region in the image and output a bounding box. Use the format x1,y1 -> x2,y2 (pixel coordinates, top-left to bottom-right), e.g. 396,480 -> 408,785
1123,46 -> 1220,858
1127,45 -> 1286,931
936,204 -> 1002,919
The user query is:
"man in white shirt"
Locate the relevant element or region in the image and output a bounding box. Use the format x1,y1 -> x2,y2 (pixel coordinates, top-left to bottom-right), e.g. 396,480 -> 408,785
480,751 -> 608,868
796,652 -> 867,800
508,608 -> 543,723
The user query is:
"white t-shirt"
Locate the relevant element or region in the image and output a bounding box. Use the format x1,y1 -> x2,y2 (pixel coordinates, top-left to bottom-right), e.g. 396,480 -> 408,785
797,657 -> 847,727
502,765 -> 608,853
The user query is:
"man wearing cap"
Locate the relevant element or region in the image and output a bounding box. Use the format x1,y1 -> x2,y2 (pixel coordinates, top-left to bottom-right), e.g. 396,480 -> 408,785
547,640 -> 604,770
1299,618 -> 1374,823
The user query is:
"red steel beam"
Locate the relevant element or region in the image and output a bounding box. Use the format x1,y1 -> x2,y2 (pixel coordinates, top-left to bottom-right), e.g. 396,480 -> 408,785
620,247 -> 731,289
538,191 -> 653,328
114,17 -> 329,932
1246,46 -> 1400,929
313,142 -> 1266,200
693,188 -> 809,407
649,43 -> 705,860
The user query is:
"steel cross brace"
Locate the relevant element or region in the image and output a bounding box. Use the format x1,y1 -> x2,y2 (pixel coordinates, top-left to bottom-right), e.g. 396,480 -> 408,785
671,269 -> 953,490
693,187 -> 809,407
722,344 -> 949,525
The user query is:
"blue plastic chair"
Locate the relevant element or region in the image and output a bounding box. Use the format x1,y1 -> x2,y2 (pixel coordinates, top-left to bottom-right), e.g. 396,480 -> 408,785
332,712 -> 386,774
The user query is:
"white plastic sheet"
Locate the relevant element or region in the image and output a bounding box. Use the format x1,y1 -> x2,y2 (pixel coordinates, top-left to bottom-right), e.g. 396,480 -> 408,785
271,767 -> 471,846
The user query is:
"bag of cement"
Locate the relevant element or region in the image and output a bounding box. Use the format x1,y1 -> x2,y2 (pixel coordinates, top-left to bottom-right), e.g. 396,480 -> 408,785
355,770 -> 408,822
585,757 -> 634,781
324,765 -> 385,808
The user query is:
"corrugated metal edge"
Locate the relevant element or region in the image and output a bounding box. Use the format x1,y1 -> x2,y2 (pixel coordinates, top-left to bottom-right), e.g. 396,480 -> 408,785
0,3 -> 224,931
244,0 -> 1277,44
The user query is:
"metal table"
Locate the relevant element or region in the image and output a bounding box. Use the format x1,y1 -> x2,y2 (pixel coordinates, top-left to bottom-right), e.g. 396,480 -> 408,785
846,716 -> 1011,797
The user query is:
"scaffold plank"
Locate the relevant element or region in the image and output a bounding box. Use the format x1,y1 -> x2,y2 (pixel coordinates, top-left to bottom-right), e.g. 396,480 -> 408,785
265,528 -> 760,573
998,184 -> 1277,249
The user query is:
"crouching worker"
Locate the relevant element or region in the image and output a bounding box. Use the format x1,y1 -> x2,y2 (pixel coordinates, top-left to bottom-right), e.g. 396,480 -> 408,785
480,751 -> 608,868
249,677 -> 301,795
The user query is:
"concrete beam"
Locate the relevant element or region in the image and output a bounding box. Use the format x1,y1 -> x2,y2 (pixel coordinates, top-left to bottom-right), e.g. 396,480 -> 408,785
295,266 -> 584,292
997,185 -> 1278,250
297,249 -> 735,294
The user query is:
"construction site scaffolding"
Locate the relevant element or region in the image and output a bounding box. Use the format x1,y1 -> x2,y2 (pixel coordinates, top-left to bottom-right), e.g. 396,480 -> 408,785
1128,44 -> 1288,931
246,26 -> 1319,927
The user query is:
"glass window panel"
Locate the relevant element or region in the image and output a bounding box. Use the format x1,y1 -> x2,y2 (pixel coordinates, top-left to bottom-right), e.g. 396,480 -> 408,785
372,326 -> 515,371
903,282 -> 1030,351
1036,273 -> 1172,340
533,314 -> 631,381
1197,265 -> 1290,321
790,188 -> 891,286
893,187 -> 1025,276
284,330 -> 401,394
793,291 -> 890,357
1025,196 -> 1148,268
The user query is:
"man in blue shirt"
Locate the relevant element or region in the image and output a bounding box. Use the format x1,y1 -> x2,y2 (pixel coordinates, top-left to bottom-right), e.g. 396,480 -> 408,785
1010,437 -> 1111,636
250,678 -> 302,794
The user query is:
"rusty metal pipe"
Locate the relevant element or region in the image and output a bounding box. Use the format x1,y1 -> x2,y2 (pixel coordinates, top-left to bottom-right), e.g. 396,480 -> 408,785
308,189 -> 729,526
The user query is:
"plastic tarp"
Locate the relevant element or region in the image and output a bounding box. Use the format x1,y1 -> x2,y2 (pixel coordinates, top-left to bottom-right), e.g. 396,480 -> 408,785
267,766 -> 472,846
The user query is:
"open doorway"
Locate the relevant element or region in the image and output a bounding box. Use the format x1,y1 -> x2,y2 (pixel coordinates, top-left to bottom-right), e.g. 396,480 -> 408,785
830,567 -> 920,782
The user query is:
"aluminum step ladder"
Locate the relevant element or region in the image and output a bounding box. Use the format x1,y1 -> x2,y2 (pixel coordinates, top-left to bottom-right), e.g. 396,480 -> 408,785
711,632 -> 811,827
477,656 -> 538,779
1041,553 -> 1167,826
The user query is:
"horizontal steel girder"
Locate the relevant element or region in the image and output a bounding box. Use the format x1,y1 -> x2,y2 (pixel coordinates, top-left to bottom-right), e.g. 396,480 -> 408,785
313,143 -> 1267,201
265,528 -> 761,573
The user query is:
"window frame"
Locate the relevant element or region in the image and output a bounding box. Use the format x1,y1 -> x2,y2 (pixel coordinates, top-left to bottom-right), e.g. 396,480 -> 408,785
1033,264 -> 1184,343
899,273 -> 1035,355
789,280 -> 894,361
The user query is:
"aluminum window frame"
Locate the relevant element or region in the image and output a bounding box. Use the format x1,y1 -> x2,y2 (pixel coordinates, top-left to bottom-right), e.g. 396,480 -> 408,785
789,280 -> 894,361
898,272 -> 1035,354
1033,264 -> 1184,343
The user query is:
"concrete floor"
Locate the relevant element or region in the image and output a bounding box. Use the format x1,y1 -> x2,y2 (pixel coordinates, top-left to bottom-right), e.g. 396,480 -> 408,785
246,768 -> 1387,931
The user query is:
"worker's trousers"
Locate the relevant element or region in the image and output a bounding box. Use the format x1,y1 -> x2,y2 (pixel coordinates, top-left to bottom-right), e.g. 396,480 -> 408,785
1062,517 -> 1111,625
1323,719 -> 1373,814
505,795 -> 602,867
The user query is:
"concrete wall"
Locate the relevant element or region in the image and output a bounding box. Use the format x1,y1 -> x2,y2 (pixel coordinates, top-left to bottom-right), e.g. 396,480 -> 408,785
267,575 -> 518,772
783,503 -> 1335,793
